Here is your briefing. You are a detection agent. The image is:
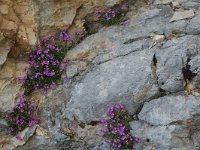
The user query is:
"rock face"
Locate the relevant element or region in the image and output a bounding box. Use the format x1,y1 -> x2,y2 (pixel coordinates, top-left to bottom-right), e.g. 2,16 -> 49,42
0,0 -> 121,52
130,95 -> 200,150
0,0 -> 122,112
139,95 -> 200,126
65,35 -> 156,123
1,0 -> 200,150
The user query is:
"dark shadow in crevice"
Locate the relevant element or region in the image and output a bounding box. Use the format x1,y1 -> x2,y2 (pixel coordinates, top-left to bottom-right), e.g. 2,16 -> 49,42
182,58 -> 197,82
87,121 -> 99,126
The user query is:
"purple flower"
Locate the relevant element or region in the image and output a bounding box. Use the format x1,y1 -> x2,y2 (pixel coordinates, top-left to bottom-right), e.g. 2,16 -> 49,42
44,49 -> 49,54
50,82 -> 56,89
41,54 -> 45,58
120,20 -> 129,27
95,8 -> 101,14
60,64 -> 65,72
47,44 -> 55,49
43,69 -> 55,77
115,103 -> 124,109
121,5 -> 127,10
100,118 -> 107,126
105,9 -> 116,20
5,95 -> 39,136
41,60 -> 49,65
99,103 -> 139,149
98,128 -> 108,136
134,137 -> 141,144
28,60 -> 35,65
28,119 -> 37,127
36,48 -> 41,55
23,66 -> 30,72
31,102 -> 37,110
118,144 -> 121,148
62,76 -> 69,82
55,47 -> 62,52
98,130 -> 105,136
60,31 -> 71,41
75,31 -> 81,35
16,134 -> 22,141
8,127 -> 14,135
42,89 -> 47,96
63,57 -> 69,63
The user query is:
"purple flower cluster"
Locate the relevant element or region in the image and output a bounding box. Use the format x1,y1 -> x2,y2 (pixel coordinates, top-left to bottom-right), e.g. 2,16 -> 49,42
4,95 -> 39,136
95,3 -> 129,26
105,9 -> 116,20
60,32 -> 71,41
12,29 -> 83,140
17,32 -> 71,95
98,103 -> 141,149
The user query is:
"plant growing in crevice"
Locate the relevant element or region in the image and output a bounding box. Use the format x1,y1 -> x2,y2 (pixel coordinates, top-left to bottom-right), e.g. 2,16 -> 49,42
182,58 -> 197,82
98,103 -> 141,150
95,3 -> 129,27
3,95 -> 39,137
17,30 -> 87,95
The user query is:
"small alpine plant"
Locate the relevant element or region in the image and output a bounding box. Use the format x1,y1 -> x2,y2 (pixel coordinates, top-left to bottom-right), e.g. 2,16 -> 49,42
17,31 -> 73,95
95,3 -> 129,26
98,103 -> 141,150
4,95 -> 39,137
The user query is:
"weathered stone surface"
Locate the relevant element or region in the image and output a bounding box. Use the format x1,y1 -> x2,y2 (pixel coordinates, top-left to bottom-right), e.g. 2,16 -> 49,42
0,4 -> 9,15
139,95 -> 200,126
155,35 -> 200,93
0,126 -> 37,150
65,41 -> 156,123
0,82 -> 20,111
0,0 -> 122,53
0,136 -> 15,150
170,10 -> 195,22
154,0 -> 173,5
2,0 -> 200,149
67,61 -> 87,78
172,1 -> 181,9
0,58 -> 22,111
0,39 -> 13,67
12,126 -> 37,147
130,120 -> 200,150
33,1 -> 200,149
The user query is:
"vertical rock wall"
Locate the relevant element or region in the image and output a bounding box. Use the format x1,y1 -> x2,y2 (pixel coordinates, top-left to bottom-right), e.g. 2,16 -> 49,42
1,0 -> 200,150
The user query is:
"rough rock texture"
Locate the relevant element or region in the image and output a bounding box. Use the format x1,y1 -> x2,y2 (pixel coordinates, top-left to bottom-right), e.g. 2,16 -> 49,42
0,0 -> 121,111
66,39 -> 156,123
1,0 -> 200,149
139,95 -> 200,126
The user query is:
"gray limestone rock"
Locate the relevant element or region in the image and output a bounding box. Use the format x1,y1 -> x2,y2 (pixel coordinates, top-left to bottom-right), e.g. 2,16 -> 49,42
15,0 -> 200,149
65,46 -> 156,123
139,95 -> 200,126
130,120 -> 199,150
